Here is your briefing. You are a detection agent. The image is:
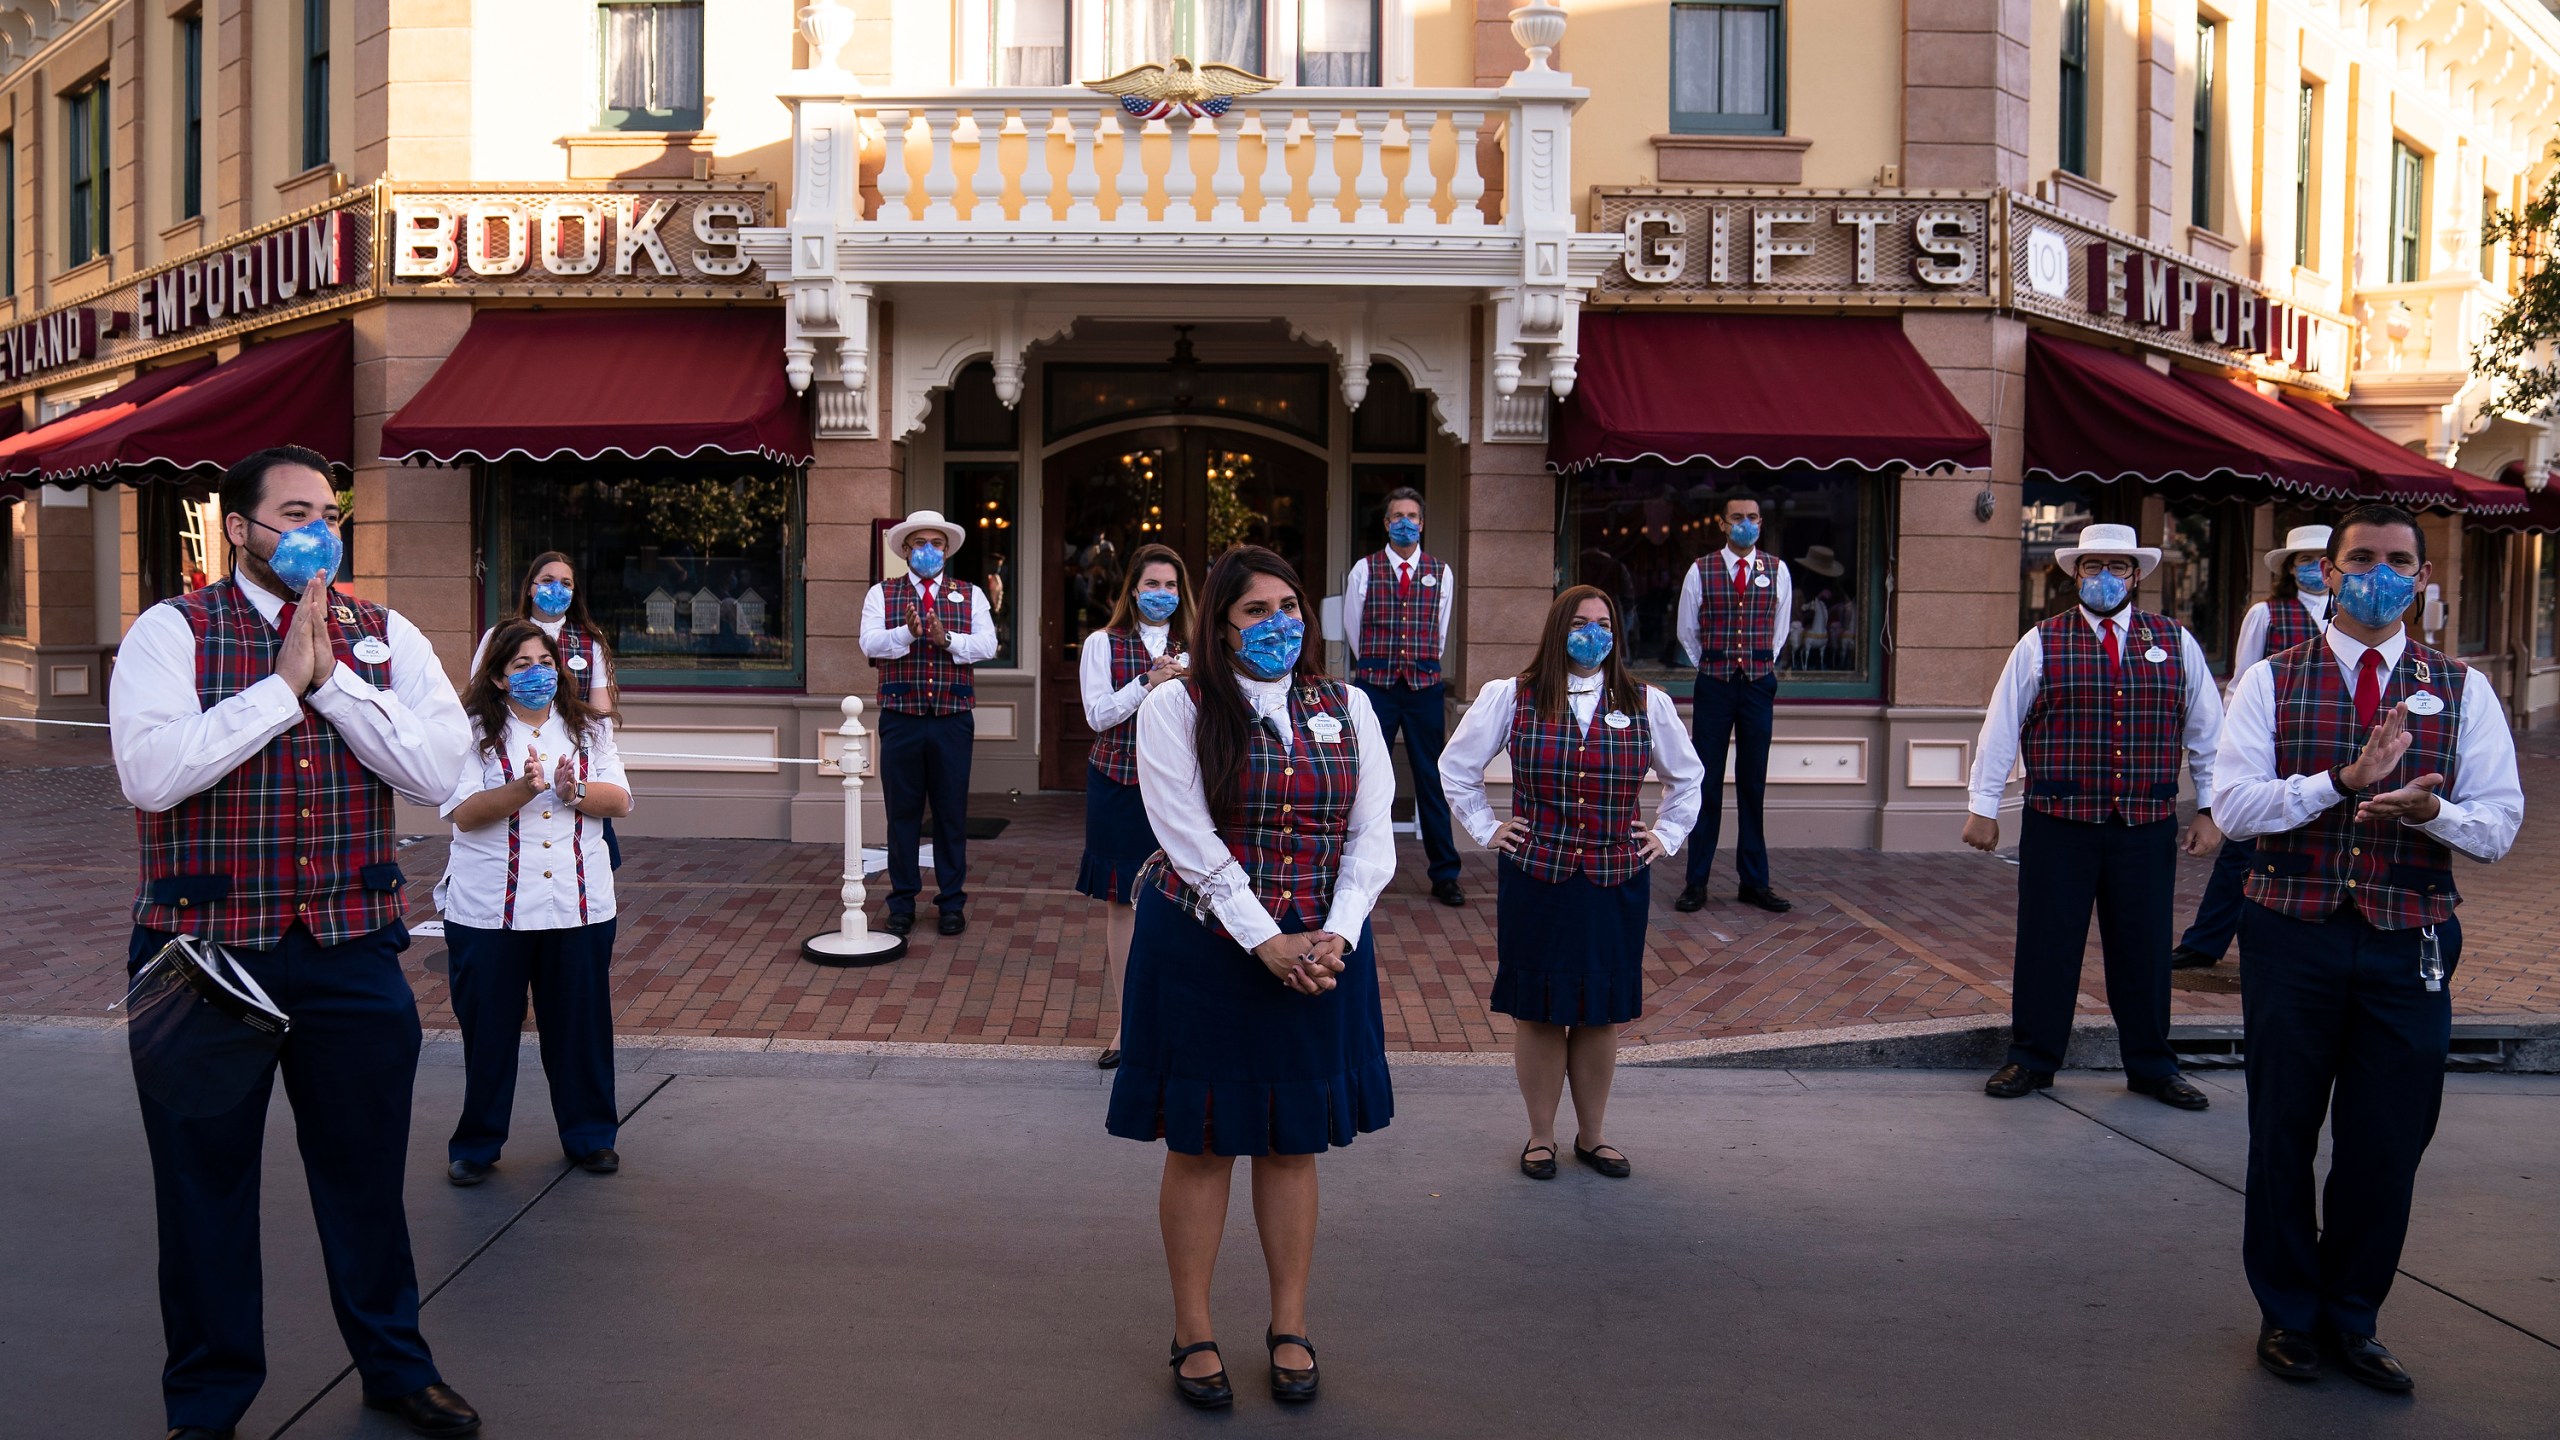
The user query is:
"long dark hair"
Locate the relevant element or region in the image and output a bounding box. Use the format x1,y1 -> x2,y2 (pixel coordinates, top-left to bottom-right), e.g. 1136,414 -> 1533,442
1106,541 -> 1194,639
1192,545 -> 1319,825
512,550 -> 615,706
463,621 -> 606,759
1519,586 -> 1645,724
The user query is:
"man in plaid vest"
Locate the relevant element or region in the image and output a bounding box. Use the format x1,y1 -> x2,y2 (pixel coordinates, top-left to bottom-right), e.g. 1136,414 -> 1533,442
1674,493 -> 1792,914
108,448 -> 479,1437
1344,487 -> 1465,905
2212,505 -> 2521,1392
860,509 -> 1000,937
1964,523 -> 2223,1112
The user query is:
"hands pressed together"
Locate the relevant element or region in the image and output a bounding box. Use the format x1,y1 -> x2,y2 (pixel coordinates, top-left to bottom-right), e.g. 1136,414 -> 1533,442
1253,931 -> 1349,996
2341,702 -> 2444,825
270,574 -> 341,697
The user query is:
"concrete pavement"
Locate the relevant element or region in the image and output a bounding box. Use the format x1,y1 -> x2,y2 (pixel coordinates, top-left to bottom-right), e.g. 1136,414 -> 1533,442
2,1023 -> 2553,1438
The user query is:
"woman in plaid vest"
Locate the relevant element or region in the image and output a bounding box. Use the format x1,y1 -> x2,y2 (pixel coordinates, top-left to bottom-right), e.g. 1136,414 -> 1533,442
1104,546 -> 1395,1410
2211,505 -> 2522,1392
1076,542 -> 1193,1071
435,621 -> 633,1189
1440,586 -> 1705,1181
472,551 -> 622,868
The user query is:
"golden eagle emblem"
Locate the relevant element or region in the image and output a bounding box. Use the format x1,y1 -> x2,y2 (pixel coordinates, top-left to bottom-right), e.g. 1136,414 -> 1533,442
1083,57 -> 1279,120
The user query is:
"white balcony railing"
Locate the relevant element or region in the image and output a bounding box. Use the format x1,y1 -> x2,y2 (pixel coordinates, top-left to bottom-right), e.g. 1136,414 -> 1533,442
2353,275 -> 2511,379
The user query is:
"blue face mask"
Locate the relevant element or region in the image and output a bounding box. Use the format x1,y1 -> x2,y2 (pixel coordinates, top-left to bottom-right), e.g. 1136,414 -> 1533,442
1134,588 -> 1180,624
907,542 -> 946,579
1386,515 -> 1422,547
252,516 -> 342,593
507,664 -> 560,710
1727,516 -> 1761,548
2293,560 -> 2328,596
2334,563 -> 2418,629
1564,622 -> 1614,669
2077,569 -> 2131,614
532,580 -> 574,617
1234,610 -> 1306,680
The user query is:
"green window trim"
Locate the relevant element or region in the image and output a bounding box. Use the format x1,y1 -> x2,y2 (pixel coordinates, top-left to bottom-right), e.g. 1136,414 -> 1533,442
598,0 -> 706,133
2191,19 -> 2215,230
65,79 -> 109,268
2389,140 -> 2425,283
2294,82 -> 2313,268
181,16 -> 204,219
1668,1 -> 1785,137
301,0 -> 329,171
2059,0 -> 2090,177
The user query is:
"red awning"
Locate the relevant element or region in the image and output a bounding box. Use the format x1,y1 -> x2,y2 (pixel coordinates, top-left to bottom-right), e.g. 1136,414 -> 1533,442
381,308 -> 813,467
2166,371 -> 2468,511
2470,464 -> 2560,533
2026,331 -> 2360,497
0,357 -> 222,491
33,325 -> 352,486
2278,394 -> 2528,516
1549,313 -> 1990,474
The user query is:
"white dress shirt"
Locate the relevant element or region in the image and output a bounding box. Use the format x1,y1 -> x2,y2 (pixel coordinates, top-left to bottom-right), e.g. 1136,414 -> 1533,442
434,709 -> 629,930
2230,593 -> 2329,678
1966,606 -> 2225,820
858,575 -> 1001,664
470,618 -> 615,700
1134,673 -> 1397,951
1675,547 -> 1794,670
1439,673 -> 1708,856
1079,623 -> 1183,731
111,572 -> 470,813
1341,548 -> 1454,660
2211,625 -> 2522,862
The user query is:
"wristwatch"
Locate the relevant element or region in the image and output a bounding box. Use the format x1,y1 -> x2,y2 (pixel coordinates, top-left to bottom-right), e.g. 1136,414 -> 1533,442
2326,762 -> 2358,798
572,779 -> 589,806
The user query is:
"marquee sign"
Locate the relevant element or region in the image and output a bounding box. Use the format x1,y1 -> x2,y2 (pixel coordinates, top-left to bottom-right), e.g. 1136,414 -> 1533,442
137,208 -> 359,341
0,308 -> 108,383
385,183 -> 772,298
1589,188 -> 1998,306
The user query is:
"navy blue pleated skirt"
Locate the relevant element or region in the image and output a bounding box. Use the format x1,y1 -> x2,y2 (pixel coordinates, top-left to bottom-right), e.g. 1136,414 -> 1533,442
1488,856 -> 1651,1026
1105,885 -> 1394,1156
1075,767 -> 1160,904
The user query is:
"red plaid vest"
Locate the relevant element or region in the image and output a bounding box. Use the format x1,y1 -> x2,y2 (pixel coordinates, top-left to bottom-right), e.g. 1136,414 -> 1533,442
871,578 -> 977,715
1086,627 -> 1180,786
554,620 -> 606,700
1692,550 -> 1780,680
1145,678 -> 1360,939
2264,596 -> 2323,656
2244,639 -> 2465,930
133,581 -> 406,948
1507,682 -> 1651,887
2019,609 -> 2189,826
1354,548 -> 1444,687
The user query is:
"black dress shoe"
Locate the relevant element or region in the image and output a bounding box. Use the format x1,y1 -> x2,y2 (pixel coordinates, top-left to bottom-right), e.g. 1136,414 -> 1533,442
446,1159 -> 491,1187
1737,885 -> 1793,913
2170,945 -> 2221,970
1674,885 -> 1708,912
363,1383 -> 482,1436
573,1147 -> 620,1174
1266,1328 -> 1319,1402
167,1429 -> 236,1439
2129,1073 -> 2211,1111
2322,1331 -> 2414,1392
1432,880 -> 1466,907
1573,1141 -> 1631,1178
881,912 -> 914,937
1096,1048 -> 1121,1070
1168,1339 -> 1232,1409
2256,1325 -> 2321,1380
1520,1142 -> 1558,1180
938,910 -> 967,936
1984,1063 -> 2054,1098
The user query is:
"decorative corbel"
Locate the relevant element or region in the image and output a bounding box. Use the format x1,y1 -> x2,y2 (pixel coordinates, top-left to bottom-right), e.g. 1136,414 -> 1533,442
1340,306 -> 1373,412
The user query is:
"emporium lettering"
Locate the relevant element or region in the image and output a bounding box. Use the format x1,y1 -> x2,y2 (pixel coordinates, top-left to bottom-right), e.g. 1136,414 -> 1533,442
138,211 -> 356,342
391,196 -> 756,281
0,309 -> 102,383
2082,241 -> 2321,370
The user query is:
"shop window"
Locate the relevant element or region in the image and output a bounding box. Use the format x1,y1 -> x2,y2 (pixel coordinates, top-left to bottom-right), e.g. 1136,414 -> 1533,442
2058,0 -> 2089,176
945,362 -> 1021,452
2536,537 -> 2557,662
1105,0 -> 1265,75
2020,482 -> 2103,633
300,0 -> 329,170
599,0 -> 705,132
137,488 -> 198,607
483,461 -> 803,688
945,461 -> 1021,670
2191,19 -> 2216,231
2458,527 -> 2501,655
2389,140 -> 2425,283
1561,465 -> 1882,699
1,500 -> 24,636
180,15 -> 203,218
2159,499 -> 2250,675
2293,82 -> 2315,268
1299,0 -> 1378,85
992,0 -> 1071,85
1043,361 -> 1328,444
1670,2 -> 1783,136
64,77 -> 109,268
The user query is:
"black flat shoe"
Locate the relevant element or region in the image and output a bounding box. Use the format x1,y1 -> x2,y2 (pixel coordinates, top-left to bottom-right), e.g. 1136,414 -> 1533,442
881,912 -> 915,937
2128,1073 -> 2211,1111
2256,1325 -> 2321,1380
167,1429 -> 236,1439
1266,1328 -> 1319,1402
2322,1331 -> 2414,1393
446,1159 -> 492,1187
1432,880 -> 1466,907
363,1383 -> 481,1436
1984,1064 -> 2054,1098
1520,1142 -> 1558,1180
573,1147 -> 620,1174
1573,1141 -> 1631,1178
1096,1048 -> 1121,1070
938,910 -> 967,936
1737,885 -> 1792,913
1674,885 -> 1708,912
1168,1339 -> 1232,1409
2170,945 -> 2221,970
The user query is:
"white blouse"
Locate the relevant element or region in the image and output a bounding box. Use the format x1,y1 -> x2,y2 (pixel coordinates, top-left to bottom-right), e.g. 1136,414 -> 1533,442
471,619 -> 614,700
1439,674 -> 1707,856
1079,623 -> 1184,731
434,709 -> 628,930
1133,672 -> 1397,950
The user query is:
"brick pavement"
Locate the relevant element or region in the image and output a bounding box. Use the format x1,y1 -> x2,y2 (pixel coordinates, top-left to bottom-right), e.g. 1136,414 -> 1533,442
9,718 -> 2557,1051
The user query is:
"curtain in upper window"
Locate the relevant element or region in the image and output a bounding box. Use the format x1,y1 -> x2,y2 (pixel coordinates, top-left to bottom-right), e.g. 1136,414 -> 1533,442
1671,3 -> 1779,134
995,0 -> 1070,85
602,1 -> 705,127
1299,0 -> 1377,85
1105,0 -> 1264,76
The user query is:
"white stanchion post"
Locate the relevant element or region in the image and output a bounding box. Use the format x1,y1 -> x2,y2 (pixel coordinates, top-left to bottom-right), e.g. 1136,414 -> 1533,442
801,694 -> 907,966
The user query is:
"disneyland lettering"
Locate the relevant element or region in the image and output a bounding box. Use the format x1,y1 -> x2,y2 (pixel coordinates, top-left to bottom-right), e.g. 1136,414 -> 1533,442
0,308 -> 103,382
136,211 -> 356,342
391,195 -> 757,281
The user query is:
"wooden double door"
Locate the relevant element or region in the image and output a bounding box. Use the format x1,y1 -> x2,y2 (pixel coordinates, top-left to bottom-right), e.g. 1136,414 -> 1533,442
1038,424 -> 1329,790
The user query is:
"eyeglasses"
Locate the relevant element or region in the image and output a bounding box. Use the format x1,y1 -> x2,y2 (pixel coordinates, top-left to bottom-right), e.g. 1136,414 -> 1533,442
2330,558 -> 2419,577
2073,558 -> 2137,578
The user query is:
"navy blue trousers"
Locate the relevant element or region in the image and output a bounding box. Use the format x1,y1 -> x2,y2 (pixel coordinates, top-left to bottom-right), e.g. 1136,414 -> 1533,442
2007,809 -> 2179,1082
1356,679 -> 1460,885
128,921 -> 440,1430
2239,902 -> 2456,1336
2174,835 -> 2257,959
879,707 -> 974,916
1687,670 -> 1776,890
445,919 -> 620,1165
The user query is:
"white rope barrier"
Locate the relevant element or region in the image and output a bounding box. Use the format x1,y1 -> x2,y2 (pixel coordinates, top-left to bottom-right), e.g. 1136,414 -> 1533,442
0,714 -> 831,765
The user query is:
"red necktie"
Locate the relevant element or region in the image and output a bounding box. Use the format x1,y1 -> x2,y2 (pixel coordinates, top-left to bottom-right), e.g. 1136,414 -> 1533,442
275,601 -> 296,635
1397,562 -> 1411,596
2099,618 -> 2121,669
1732,556 -> 1749,600
2354,649 -> 2385,729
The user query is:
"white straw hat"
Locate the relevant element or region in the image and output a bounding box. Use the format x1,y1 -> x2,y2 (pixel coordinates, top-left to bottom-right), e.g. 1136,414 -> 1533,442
2263,523 -> 2332,573
2051,522 -> 2162,579
883,509 -> 966,557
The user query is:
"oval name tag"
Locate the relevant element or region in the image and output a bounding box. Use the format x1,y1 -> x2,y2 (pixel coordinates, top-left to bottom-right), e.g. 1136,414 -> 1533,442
1604,710 -> 1633,729
1420,573 -> 1439,588
2144,646 -> 2168,664
1754,575 -> 1772,588
351,637 -> 392,665
2405,691 -> 2445,717
1305,714 -> 1345,743
566,655 -> 590,672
